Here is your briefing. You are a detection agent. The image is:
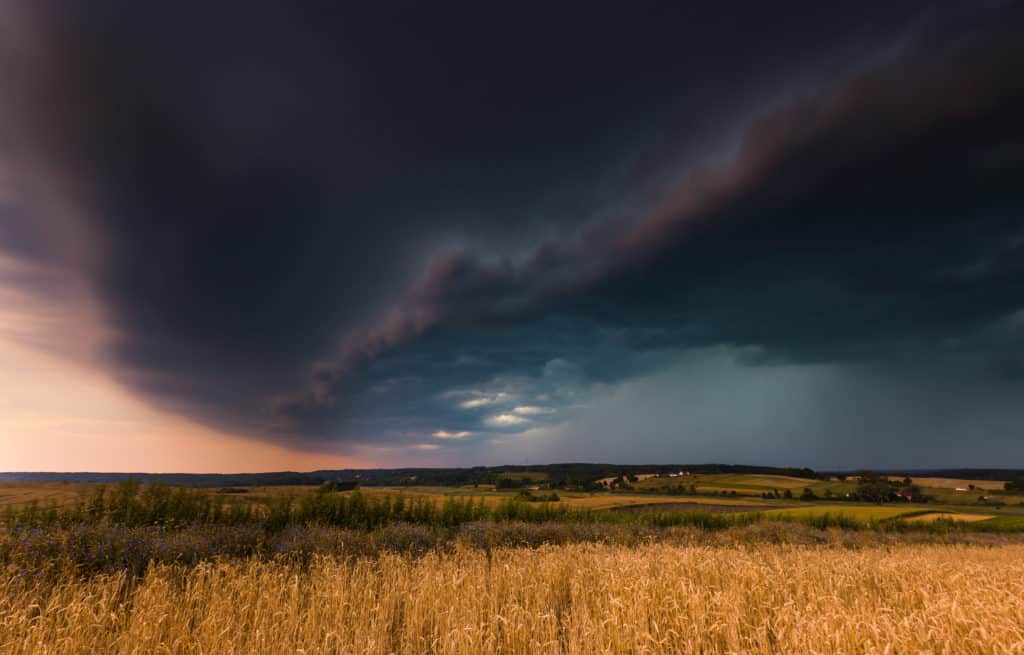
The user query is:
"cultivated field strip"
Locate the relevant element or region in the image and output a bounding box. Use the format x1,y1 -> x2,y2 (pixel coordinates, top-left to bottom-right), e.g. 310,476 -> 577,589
3,543 -> 1023,654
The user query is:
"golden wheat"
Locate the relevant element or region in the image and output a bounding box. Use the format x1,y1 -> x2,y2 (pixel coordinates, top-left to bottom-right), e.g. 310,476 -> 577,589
3,543 -> 1024,654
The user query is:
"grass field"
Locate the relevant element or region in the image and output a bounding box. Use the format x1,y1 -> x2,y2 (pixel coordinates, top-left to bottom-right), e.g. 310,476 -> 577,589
905,512 -> 995,523
900,477 -> 1007,490
0,482 -> 93,509
634,473 -> 818,494
924,486 -> 1024,505
349,486 -> 778,511
5,474 -> 1024,549
628,472 -> 1024,508
495,471 -> 550,481
5,477 -> 1022,524
634,473 -> 862,499
5,476 -> 1024,653
0,482 -> 781,525
4,542 -> 1023,654
762,504 -> 923,522
973,515 -> 1024,531
696,473 -> 814,490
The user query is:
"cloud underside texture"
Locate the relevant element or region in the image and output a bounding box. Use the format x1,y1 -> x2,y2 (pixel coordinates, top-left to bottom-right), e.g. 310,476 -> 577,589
2,2 -> 1023,461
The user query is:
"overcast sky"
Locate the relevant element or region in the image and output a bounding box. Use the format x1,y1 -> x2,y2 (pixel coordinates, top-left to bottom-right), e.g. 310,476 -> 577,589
2,1 -> 1023,471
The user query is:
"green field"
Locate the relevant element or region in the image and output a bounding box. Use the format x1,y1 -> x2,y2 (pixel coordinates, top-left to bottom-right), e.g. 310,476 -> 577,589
494,471 -> 550,481
697,474 -> 814,490
970,515 -> 1024,531
764,505 -> 924,522
355,486 -> 775,511
631,472 -> 1021,508
634,473 -> 855,497
3,473 -> 1021,531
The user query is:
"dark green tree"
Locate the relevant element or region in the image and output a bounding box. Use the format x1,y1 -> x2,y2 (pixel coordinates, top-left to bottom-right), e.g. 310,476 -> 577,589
1004,476 -> 1024,492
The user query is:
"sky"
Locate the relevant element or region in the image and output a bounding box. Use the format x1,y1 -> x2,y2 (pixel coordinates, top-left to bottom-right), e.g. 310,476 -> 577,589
1,1 -> 1023,472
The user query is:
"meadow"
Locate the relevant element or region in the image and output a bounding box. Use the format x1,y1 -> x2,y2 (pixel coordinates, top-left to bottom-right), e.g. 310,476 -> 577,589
3,473 -> 1023,538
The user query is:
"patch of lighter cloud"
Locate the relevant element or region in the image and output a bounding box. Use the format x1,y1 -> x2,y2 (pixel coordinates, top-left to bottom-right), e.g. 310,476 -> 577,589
485,413 -> 528,427
433,430 -> 472,439
458,391 -> 513,409
512,405 -> 554,415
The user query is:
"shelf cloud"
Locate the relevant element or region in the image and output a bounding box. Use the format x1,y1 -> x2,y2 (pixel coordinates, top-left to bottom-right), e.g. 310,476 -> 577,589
2,1 -> 1023,466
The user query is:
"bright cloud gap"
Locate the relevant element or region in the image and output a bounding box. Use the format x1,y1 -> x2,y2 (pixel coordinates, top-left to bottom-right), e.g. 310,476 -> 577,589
485,414 -> 528,427
432,430 -> 472,440
512,406 -> 554,415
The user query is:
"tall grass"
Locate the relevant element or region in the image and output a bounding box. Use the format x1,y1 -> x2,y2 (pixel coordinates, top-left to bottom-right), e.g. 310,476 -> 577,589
3,543 -> 1023,653
3,482 -> 764,531
5,482 -> 1020,536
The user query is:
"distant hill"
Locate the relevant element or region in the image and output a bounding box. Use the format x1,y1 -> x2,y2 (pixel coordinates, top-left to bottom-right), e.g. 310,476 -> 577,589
873,469 -> 1023,481
814,469 -> 1022,481
0,463 -> 820,487
4,465 -> 1019,488
0,471 -> 326,487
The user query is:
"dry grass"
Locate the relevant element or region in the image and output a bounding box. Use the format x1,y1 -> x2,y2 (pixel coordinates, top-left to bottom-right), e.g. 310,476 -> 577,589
896,477 -> 1007,491
634,474 -> 821,497
702,473 -> 814,489
555,492 -> 772,511
905,512 -> 996,523
354,487 -> 772,511
4,543 -> 1024,654
763,504 -> 922,521
0,483 -> 92,510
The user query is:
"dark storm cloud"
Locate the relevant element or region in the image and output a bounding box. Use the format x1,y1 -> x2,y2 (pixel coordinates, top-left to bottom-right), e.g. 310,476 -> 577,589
2,1 -> 1023,454
292,3 -> 1024,424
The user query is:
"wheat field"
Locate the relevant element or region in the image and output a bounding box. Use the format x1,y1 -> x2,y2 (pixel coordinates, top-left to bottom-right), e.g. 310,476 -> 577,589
3,543 -> 1023,654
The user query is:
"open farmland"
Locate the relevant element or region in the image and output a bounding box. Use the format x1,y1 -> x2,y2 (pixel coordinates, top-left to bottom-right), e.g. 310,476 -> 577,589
294,485 -> 779,513
549,491 -> 774,511
4,476 -> 1022,526
762,504 -> 924,522
629,472 -> 1024,507
4,475 -> 1024,653
973,515 -> 1024,531
898,477 -> 1008,490
692,473 -> 814,490
633,473 -> 817,494
0,482 -> 94,510
0,482 -> 780,515
4,543 -> 1024,654
633,473 -> 859,499
905,512 -> 995,523
495,471 -> 550,482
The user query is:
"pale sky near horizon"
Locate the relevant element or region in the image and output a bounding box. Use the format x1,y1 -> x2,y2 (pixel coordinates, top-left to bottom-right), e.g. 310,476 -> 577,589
0,332 -> 373,472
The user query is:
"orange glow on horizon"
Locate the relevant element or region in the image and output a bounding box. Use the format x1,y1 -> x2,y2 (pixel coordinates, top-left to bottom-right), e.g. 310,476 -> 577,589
0,335 -> 372,473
